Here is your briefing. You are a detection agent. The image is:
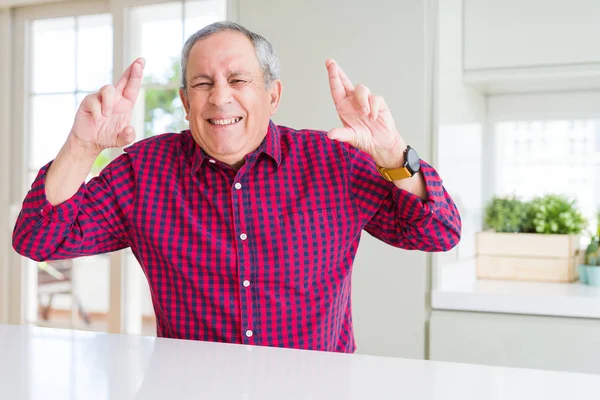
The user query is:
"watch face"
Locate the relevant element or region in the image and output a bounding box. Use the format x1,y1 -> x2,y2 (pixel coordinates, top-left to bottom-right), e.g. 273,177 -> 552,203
406,147 -> 420,172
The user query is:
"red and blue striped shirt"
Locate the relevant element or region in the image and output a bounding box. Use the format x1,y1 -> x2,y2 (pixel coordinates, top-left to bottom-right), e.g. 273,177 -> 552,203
13,121 -> 461,353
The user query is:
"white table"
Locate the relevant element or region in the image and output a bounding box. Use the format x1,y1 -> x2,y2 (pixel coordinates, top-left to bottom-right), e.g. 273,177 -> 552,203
1,324 -> 599,399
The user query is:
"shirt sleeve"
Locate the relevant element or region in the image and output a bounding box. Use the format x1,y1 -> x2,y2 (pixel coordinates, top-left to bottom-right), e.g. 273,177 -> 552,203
349,150 -> 461,252
12,152 -> 136,261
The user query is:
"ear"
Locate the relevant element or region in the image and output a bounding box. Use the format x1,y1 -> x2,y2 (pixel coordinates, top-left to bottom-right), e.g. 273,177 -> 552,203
268,80 -> 282,116
179,88 -> 190,121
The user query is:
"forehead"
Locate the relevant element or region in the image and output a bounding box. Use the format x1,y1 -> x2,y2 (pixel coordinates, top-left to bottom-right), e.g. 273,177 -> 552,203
187,30 -> 260,73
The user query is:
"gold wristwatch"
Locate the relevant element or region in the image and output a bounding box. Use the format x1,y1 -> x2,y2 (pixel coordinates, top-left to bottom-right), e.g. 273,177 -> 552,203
376,145 -> 421,182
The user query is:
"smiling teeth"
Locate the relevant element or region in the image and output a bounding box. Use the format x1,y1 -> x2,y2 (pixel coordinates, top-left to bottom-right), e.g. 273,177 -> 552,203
210,118 -> 241,125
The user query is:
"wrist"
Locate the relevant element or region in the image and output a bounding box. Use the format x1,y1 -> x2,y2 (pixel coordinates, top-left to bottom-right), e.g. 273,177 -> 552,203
392,170 -> 427,200
376,144 -> 421,183
65,133 -> 102,162
378,136 -> 407,169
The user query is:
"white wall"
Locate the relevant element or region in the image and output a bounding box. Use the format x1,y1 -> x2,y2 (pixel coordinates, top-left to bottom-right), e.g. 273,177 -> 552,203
0,8 -> 11,323
239,0 -> 436,358
435,0 -> 485,268
488,91 -> 600,122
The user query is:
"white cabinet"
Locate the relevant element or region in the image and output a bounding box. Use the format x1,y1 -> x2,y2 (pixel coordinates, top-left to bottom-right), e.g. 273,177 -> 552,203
464,0 -> 600,70
463,0 -> 600,93
430,310 -> 600,375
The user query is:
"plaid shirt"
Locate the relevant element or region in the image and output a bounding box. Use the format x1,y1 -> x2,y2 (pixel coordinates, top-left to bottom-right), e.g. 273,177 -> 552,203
13,122 -> 461,353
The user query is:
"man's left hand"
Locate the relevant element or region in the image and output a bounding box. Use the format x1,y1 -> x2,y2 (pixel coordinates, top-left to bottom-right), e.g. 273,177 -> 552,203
326,59 -> 407,169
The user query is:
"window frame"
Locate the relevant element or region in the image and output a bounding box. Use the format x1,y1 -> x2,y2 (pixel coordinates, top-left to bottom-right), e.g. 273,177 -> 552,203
10,0 -> 112,327
6,0 -> 236,330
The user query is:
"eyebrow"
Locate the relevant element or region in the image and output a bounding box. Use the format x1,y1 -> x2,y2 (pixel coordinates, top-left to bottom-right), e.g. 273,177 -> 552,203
189,71 -> 252,81
190,73 -> 212,81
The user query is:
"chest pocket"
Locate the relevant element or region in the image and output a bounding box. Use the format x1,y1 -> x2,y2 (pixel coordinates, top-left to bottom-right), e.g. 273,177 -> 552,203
278,206 -> 341,290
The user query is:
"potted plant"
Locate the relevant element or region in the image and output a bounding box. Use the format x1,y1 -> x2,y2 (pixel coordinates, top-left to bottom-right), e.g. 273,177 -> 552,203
477,194 -> 587,282
482,196 -> 530,233
578,212 -> 600,286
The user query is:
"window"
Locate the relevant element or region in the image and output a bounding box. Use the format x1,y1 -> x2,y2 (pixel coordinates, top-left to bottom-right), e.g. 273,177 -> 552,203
495,120 -> 599,224
488,92 -> 600,233
11,0 -> 227,334
435,92 -> 600,287
29,14 -> 113,180
26,11 -> 113,330
128,0 -> 226,138
12,0 -> 228,333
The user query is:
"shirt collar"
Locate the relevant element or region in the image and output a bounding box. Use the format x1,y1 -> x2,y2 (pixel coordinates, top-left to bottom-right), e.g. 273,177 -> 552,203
189,120 -> 282,174
260,120 -> 282,167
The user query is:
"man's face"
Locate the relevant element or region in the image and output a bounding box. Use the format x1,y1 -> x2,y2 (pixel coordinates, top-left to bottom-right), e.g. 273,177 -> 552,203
180,30 -> 282,167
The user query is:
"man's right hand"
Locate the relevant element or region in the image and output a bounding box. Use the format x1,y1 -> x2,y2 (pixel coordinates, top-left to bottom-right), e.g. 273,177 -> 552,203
69,57 -> 145,154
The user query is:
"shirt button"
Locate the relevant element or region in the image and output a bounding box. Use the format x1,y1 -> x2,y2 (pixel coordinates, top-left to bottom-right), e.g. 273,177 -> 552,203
234,182 -> 242,190
243,280 -> 250,287
240,233 -> 247,241
208,159 -> 216,164
246,330 -> 253,338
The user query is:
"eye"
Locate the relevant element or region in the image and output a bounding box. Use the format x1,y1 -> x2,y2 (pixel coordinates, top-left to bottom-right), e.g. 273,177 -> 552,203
230,79 -> 248,87
194,82 -> 212,88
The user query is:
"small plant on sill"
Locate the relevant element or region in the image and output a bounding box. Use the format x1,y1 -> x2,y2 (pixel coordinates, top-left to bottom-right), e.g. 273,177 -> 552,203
579,210 -> 600,286
483,194 -> 586,235
527,194 -> 587,235
483,195 -> 530,233
583,211 -> 600,267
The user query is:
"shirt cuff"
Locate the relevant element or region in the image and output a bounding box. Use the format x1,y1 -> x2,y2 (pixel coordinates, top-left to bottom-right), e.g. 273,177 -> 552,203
391,160 -> 444,222
24,161 -> 86,223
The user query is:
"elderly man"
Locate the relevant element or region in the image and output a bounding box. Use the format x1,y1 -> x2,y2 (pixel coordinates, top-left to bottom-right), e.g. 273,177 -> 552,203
13,22 -> 461,353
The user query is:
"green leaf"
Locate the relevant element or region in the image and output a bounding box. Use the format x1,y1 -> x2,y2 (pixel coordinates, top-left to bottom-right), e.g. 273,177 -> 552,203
483,194 -> 587,235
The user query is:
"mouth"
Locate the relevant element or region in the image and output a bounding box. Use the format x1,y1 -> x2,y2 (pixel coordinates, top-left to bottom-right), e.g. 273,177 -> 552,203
207,117 -> 243,126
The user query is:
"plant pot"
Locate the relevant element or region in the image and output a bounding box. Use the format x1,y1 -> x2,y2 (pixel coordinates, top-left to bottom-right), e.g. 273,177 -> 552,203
587,266 -> 600,286
476,232 -> 581,282
578,264 -> 589,284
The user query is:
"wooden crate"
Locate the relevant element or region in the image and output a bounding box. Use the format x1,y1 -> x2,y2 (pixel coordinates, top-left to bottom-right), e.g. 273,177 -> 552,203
476,232 -> 581,282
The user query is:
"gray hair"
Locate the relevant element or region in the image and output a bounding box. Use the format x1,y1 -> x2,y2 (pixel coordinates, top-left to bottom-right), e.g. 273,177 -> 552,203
181,21 -> 280,92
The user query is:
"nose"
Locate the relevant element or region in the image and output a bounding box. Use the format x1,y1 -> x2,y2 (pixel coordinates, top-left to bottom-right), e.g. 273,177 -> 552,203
208,83 -> 233,107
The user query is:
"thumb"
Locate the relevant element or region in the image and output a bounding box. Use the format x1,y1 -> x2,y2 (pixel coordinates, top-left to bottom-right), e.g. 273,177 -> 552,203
327,127 -> 356,146
115,126 -> 136,147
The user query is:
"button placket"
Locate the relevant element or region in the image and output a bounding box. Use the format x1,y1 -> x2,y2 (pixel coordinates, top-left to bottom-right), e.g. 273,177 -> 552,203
232,174 -> 255,344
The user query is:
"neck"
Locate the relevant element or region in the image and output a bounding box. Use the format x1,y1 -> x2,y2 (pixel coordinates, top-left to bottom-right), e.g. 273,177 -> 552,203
227,159 -> 246,170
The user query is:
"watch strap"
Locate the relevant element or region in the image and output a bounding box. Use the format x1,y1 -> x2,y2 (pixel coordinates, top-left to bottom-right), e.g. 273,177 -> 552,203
376,165 -> 413,182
